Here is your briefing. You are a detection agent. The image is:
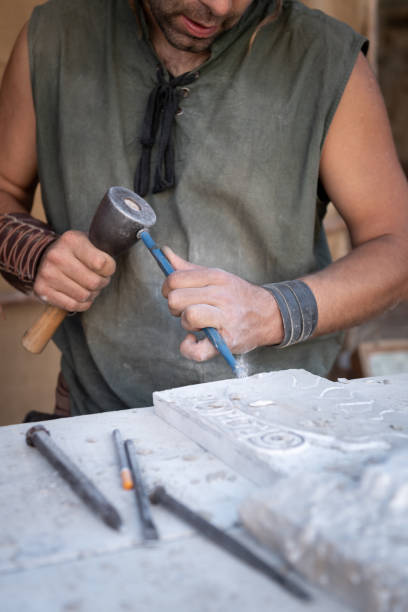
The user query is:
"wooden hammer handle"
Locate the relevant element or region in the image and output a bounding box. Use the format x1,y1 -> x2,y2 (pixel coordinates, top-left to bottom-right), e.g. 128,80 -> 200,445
22,304 -> 68,354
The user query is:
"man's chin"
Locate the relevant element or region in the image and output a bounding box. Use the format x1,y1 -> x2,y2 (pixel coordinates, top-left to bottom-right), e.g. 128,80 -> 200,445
173,38 -> 215,53
161,26 -> 217,54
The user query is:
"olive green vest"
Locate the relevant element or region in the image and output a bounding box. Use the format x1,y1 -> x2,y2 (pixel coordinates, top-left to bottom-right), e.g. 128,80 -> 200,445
29,0 -> 367,414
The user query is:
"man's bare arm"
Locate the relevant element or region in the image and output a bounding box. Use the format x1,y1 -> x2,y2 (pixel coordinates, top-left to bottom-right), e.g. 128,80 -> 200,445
0,25 -> 116,310
305,52 -> 408,334
0,23 -> 37,214
162,53 -> 408,361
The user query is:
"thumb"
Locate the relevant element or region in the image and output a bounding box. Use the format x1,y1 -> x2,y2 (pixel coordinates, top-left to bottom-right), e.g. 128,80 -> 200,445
161,246 -> 200,272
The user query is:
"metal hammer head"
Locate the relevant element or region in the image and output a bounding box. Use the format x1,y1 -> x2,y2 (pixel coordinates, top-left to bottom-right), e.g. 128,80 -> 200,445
88,186 -> 157,257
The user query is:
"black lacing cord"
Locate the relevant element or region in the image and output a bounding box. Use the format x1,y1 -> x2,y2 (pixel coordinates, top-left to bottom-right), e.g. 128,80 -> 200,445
134,66 -> 196,196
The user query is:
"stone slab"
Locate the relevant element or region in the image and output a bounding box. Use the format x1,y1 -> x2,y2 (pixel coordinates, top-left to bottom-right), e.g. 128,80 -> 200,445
0,528 -> 348,612
0,405 -> 347,612
153,369 -> 408,486
240,449 -> 408,612
153,369 -> 408,611
0,408 -> 255,573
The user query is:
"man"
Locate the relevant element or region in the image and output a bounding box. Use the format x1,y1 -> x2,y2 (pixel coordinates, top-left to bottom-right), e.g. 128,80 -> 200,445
0,0 -> 407,415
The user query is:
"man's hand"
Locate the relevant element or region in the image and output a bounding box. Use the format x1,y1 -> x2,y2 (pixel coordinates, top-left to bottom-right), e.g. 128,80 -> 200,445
161,247 -> 283,362
33,230 -> 116,312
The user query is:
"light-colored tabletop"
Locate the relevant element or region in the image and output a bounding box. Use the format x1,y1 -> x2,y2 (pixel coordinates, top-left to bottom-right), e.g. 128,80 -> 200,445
0,405 -> 348,612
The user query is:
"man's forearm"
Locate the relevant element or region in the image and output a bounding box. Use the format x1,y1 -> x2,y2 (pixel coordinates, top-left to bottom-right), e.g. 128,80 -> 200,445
0,189 -> 58,293
301,234 -> 408,337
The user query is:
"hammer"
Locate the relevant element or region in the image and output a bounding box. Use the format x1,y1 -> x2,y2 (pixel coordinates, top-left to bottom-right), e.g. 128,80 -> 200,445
22,187 -> 156,354
22,187 -> 239,376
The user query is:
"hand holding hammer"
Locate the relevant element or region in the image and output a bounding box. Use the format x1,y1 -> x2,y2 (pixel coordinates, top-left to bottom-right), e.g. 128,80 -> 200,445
22,187 -> 156,354
32,230 -> 115,313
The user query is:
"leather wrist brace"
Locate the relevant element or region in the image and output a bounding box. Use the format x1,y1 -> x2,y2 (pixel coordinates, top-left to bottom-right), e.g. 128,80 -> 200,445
263,280 -> 318,347
0,212 -> 58,294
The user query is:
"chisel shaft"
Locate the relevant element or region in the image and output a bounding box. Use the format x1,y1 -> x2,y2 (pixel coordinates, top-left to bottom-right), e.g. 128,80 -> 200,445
112,428 -> 134,490
138,230 -> 239,377
125,439 -> 159,541
150,486 -> 311,602
26,425 -> 122,530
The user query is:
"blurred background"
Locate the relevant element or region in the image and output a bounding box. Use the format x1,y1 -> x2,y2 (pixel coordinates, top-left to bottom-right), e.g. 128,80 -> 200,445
1,0 -> 407,425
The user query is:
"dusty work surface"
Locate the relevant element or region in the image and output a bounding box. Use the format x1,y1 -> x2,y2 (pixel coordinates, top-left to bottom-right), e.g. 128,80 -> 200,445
0,403 -> 345,612
153,370 -> 408,612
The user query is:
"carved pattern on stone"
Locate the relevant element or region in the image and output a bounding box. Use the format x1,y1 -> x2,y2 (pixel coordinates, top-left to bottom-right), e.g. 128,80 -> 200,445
188,399 -> 304,453
154,369 -> 408,482
244,430 -> 304,452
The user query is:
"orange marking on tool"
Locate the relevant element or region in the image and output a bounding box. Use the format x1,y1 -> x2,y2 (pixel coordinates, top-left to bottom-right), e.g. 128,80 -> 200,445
121,467 -> 134,490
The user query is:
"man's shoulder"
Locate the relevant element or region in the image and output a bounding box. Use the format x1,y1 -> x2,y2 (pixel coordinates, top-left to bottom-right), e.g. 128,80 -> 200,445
280,0 -> 360,44
258,0 -> 365,60
32,0 -> 111,21
30,0 -> 114,44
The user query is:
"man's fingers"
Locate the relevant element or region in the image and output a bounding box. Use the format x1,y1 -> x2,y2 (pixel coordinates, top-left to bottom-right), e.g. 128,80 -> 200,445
161,246 -> 217,295
61,231 -> 116,276
39,250 -> 111,294
167,286 -> 226,316
179,333 -> 218,362
34,287 -> 94,312
34,230 -> 116,310
34,271 -> 101,305
45,230 -> 116,277
161,246 -> 199,272
34,270 -> 101,309
180,304 -> 224,334
165,267 -> 227,291
162,255 -> 228,299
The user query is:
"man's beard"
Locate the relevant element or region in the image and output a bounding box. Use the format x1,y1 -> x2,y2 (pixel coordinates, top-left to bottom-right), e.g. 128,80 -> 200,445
144,1 -> 245,53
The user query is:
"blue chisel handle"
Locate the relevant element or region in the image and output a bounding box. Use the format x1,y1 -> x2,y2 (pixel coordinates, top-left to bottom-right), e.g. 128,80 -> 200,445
139,230 -> 238,377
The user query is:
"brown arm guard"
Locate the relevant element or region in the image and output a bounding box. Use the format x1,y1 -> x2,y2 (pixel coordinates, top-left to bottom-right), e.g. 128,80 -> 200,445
0,212 -> 58,294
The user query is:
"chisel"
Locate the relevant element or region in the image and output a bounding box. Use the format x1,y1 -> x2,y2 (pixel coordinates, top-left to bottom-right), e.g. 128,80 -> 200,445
150,486 -> 311,602
26,425 -> 122,530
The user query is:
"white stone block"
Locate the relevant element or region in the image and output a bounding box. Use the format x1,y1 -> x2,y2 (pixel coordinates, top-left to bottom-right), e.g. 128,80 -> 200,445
153,369 -> 408,610
240,449 -> 408,612
153,370 -> 408,486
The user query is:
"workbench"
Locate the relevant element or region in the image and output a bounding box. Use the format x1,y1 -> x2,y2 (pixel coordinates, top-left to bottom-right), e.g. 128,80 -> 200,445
0,403 -> 348,612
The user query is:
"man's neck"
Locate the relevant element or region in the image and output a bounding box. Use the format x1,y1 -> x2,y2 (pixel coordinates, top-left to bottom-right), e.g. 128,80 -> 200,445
151,34 -> 209,77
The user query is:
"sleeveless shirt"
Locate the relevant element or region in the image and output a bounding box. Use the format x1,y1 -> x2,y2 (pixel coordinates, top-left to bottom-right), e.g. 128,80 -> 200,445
28,0 -> 368,414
